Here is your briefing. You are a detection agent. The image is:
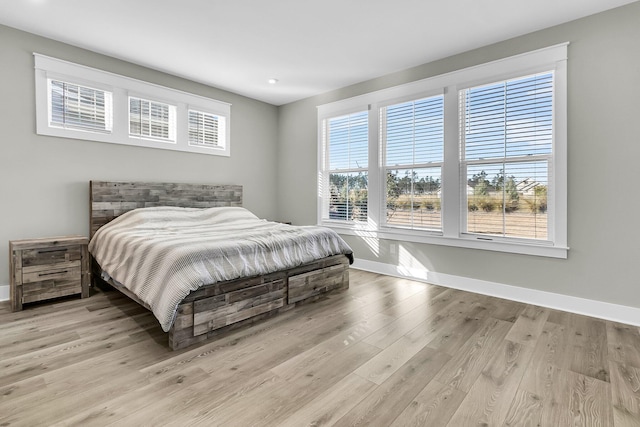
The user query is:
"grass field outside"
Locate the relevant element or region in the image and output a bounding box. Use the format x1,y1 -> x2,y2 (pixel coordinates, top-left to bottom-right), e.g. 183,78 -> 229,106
387,194 -> 548,240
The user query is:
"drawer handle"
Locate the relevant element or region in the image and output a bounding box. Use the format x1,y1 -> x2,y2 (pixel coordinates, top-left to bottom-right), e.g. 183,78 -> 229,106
39,270 -> 68,277
38,248 -> 68,254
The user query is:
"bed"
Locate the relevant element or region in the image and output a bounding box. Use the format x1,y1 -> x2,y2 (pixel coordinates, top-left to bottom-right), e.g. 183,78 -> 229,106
89,181 -> 353,350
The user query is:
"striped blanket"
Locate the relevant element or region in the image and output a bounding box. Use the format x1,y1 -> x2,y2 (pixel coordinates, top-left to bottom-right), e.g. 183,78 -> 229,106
89,206 -> 353,332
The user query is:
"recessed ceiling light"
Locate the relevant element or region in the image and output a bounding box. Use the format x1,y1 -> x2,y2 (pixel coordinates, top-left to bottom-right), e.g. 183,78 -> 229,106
267,78 -> 279,85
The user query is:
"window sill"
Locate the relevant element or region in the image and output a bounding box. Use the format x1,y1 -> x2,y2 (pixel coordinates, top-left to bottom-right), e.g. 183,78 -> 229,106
321,221 -> 568,259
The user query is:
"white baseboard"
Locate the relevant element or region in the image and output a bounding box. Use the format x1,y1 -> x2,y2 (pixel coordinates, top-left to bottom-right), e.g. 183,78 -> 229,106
3,261 -> 637,327
352,259 -> 640,327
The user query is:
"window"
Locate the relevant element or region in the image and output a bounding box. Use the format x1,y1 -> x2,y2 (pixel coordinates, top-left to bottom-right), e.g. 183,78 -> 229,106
188,110 -> 221,148
382,95 -> 444,231
461,73 -> 552,240
320,111 -> 368,222
129,97 -> 176,142
318,44 -> 568,258
35,53 -> 231,156
49,80 -> 112,133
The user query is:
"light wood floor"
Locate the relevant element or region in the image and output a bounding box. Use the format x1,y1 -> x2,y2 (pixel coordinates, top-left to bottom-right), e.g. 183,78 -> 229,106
1,269 -> 639,426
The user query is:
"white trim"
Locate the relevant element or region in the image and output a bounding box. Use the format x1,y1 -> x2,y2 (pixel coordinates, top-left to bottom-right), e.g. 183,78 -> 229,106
0,284 -> 8,302
317,43 -> 568,115
552,59 -> 568,249
34,53 -> 231,157
333,224 -> 568,258
352,258 -> 640,327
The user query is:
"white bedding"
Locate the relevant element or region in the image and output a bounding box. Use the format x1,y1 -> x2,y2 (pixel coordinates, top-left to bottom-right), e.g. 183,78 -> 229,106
89,206 -> 353,331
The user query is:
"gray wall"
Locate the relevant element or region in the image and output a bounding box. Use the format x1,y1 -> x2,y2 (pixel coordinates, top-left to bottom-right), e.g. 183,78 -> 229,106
0,24 -> 279,286
277,2 -> 640,309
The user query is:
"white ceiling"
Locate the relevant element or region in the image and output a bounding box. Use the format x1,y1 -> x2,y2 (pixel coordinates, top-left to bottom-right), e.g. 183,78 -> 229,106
0,0 -> 635,105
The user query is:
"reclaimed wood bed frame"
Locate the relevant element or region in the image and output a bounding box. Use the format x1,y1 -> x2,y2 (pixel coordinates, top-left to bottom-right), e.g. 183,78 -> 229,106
89,181 -> 350,350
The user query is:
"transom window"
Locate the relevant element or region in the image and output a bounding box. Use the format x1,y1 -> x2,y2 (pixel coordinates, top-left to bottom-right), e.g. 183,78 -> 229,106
35,53 -> 231,156
49,80 -> 112,133
129,97 -> 176,142
188,109 -> 222,148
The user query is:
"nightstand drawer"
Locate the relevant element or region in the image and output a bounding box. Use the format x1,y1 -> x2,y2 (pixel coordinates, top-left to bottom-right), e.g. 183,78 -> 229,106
9,236 -> 90,311
22,261 -> 82,284
21,245 -> 83,267
22,279 -> 82,304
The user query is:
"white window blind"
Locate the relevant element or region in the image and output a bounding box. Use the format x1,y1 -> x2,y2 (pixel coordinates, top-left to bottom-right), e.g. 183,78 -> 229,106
188,110 -> 220,148
49,80 -> 112,133
460,72 -> 553,241
383,95 -> 444,231
129,97 -> 176,141
323,111 -> 368,222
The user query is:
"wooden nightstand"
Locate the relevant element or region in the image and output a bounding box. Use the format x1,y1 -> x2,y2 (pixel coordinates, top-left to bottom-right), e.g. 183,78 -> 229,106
9,236 -> 90,311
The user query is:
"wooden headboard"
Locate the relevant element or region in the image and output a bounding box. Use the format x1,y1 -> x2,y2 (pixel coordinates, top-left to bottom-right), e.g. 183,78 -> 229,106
89,181 -> 243,239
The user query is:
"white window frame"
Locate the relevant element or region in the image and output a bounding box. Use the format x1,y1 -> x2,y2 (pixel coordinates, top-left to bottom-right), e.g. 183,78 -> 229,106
128,96 -> 177,143
48,79 -> 113,133
380,92 -> 445,233
34,53 -> 231,157
459,71 -> 555,243
188,108 -> 226,150
317,44 -> 568,259
319,109 -> 370,224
